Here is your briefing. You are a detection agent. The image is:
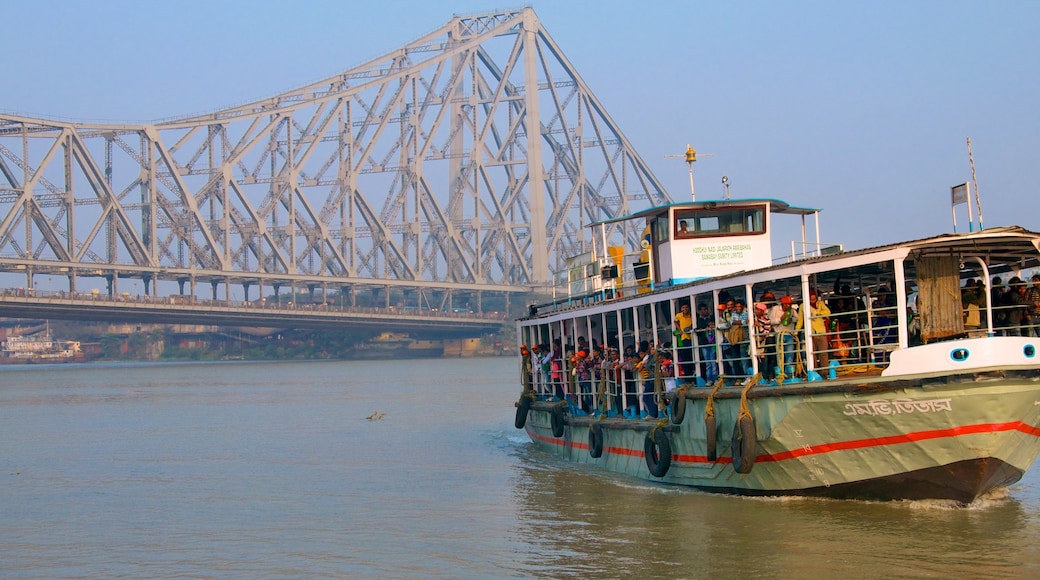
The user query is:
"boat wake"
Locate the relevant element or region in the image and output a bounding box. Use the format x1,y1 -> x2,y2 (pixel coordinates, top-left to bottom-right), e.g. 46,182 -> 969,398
741,485 -> 1014,510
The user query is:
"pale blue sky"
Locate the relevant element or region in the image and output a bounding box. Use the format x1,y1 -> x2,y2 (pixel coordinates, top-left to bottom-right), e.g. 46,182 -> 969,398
2,0 -> 1037,251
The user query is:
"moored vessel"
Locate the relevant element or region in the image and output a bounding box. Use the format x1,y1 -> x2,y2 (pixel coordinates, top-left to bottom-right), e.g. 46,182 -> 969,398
1,331 -> 82,364
513,196 -> 1040,503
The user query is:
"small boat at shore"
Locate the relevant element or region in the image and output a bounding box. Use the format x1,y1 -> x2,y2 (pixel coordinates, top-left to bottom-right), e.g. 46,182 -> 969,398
513,197 -> 1040,504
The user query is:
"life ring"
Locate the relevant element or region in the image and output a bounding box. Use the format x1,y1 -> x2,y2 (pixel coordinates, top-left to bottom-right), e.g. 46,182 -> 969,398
670,389 -> 687,424
644,429 -> 672,477
588,423 -> 604,458
731,414 -> 757,474
514,394 -> 532,429
551,404 -> 566,438
705,414 -> 718,462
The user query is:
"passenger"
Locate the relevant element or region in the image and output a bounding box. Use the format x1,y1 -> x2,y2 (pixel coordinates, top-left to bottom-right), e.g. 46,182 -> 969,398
551,339 -> 564,399
622,345 -> 639,413
538,343 -> 553,398
907,305 -> 922,345
636,341 -> 658,418
962,281 -> 983,335
871,292 -> 898,362
753,301 -> 774,380
575,349 -> 593,413
808,291 -> 831,370
1009,277 -> 1031,337
694,303 -> 719,383
576,336 -> 589,354
728,300 -> 751,375
565,347 -> 577,406
1029,275 -> 1040,338
607,347 -> 624,415
771,295 -> 803,375
992,277 -> 1009,334
829,282 -> 860,362
673,302 -> 694,378
715,301 -> 736,377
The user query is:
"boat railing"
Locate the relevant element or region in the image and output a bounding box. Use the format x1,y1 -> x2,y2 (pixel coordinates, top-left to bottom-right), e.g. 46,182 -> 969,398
774,241 -> 844,264
526,351 -> 671,418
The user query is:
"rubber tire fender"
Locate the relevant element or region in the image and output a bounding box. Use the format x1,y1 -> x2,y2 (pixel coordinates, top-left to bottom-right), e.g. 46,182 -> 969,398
669,390 -> 687,425
514,395 -> 532,429
731,414 -> 757,474
644,429 -> 673,477
705,414 -> 718,462
588,423 -> 604,458
550,404 -> 566,438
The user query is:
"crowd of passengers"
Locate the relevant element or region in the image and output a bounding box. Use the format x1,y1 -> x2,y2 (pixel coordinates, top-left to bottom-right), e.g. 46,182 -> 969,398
961,274 -> 1040,337
521,283 -> 910,419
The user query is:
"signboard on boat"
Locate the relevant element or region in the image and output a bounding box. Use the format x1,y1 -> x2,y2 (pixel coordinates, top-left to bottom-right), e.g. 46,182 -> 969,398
662,236 -> 772,282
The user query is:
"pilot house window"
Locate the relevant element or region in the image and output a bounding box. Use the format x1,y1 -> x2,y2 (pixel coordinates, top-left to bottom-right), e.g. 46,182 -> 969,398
675,206 -> 765,239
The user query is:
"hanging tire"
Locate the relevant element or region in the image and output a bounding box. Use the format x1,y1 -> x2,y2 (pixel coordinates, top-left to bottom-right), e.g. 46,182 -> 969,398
705,414 -> 718,462
670,389 -> 687,424
514,395 -> 532,429
588,423 -> 604,458
731,414 -> 757,474
551,404 -> 566,438
644,429 -> 672,477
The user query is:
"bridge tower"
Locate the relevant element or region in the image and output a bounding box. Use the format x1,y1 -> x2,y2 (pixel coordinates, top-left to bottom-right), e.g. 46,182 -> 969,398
0,8 -> 670,300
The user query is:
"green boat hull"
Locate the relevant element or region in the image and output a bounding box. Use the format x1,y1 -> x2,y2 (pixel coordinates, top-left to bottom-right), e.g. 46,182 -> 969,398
521,371 -> 1040,503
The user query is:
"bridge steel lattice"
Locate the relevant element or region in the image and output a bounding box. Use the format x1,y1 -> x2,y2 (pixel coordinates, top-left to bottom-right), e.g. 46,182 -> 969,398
0,7 -> 671,309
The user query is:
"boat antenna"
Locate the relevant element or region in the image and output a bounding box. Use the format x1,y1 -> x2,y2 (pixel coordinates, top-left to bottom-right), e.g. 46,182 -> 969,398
722,175 -> 731,200
665,144 -> 712,201
967,137 -> 984,230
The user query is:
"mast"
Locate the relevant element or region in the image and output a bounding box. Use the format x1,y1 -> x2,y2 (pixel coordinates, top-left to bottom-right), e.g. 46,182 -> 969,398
967,138 -> 984,230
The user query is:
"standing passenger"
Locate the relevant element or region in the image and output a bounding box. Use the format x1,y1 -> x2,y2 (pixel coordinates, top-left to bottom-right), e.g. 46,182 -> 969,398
729,300 -> 750,375
673,302 -> 694,378
808,291 -> 831,370
694,303 -> 718,383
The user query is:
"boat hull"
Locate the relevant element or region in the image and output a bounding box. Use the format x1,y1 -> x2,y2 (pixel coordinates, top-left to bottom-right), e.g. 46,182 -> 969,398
521,372 -> 1040,503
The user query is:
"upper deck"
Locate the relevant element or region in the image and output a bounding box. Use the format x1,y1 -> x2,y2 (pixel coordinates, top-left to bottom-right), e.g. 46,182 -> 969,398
553,198 -> 823,305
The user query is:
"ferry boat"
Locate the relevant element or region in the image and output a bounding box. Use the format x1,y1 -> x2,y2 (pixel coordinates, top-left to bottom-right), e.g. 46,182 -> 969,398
348,332 -> 443,359
513,198 -> 1040,504
1,332 -> 82,363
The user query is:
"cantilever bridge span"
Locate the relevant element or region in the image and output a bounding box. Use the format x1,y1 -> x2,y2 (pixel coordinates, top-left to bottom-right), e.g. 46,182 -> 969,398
0,8 -> 671,328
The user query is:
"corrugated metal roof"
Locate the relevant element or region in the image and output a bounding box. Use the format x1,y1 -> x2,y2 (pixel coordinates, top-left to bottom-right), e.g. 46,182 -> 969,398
590,198 -> 820,226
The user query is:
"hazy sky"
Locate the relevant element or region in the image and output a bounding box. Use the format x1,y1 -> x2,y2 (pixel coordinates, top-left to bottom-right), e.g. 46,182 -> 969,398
2,0 -> 1037,252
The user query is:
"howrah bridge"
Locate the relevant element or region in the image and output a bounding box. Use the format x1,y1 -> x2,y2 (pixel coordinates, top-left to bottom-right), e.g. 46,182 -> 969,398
0,8 -> 673,335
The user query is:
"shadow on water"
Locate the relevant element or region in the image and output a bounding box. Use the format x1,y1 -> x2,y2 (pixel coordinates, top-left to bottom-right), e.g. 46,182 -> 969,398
495,434 -> 1040,579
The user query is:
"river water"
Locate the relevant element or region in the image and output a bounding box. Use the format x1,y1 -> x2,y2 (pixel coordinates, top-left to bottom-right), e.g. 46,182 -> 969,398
2,357 -> 1039,579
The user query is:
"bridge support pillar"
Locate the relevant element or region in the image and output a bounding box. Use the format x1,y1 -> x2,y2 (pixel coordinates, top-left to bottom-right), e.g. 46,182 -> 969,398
105,275 -> 114,297
243,282 -> 251,302
210,281 -> 218,300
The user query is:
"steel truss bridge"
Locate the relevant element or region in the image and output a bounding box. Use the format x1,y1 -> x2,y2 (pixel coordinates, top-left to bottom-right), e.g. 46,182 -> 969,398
0,8 -> 671,328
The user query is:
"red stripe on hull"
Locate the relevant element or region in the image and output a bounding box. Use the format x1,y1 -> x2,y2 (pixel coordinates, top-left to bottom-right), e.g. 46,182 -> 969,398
528,420 -> 1040,466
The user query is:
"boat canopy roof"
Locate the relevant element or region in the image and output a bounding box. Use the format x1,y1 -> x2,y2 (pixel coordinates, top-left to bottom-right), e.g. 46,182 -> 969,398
590,198 -> 821,227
